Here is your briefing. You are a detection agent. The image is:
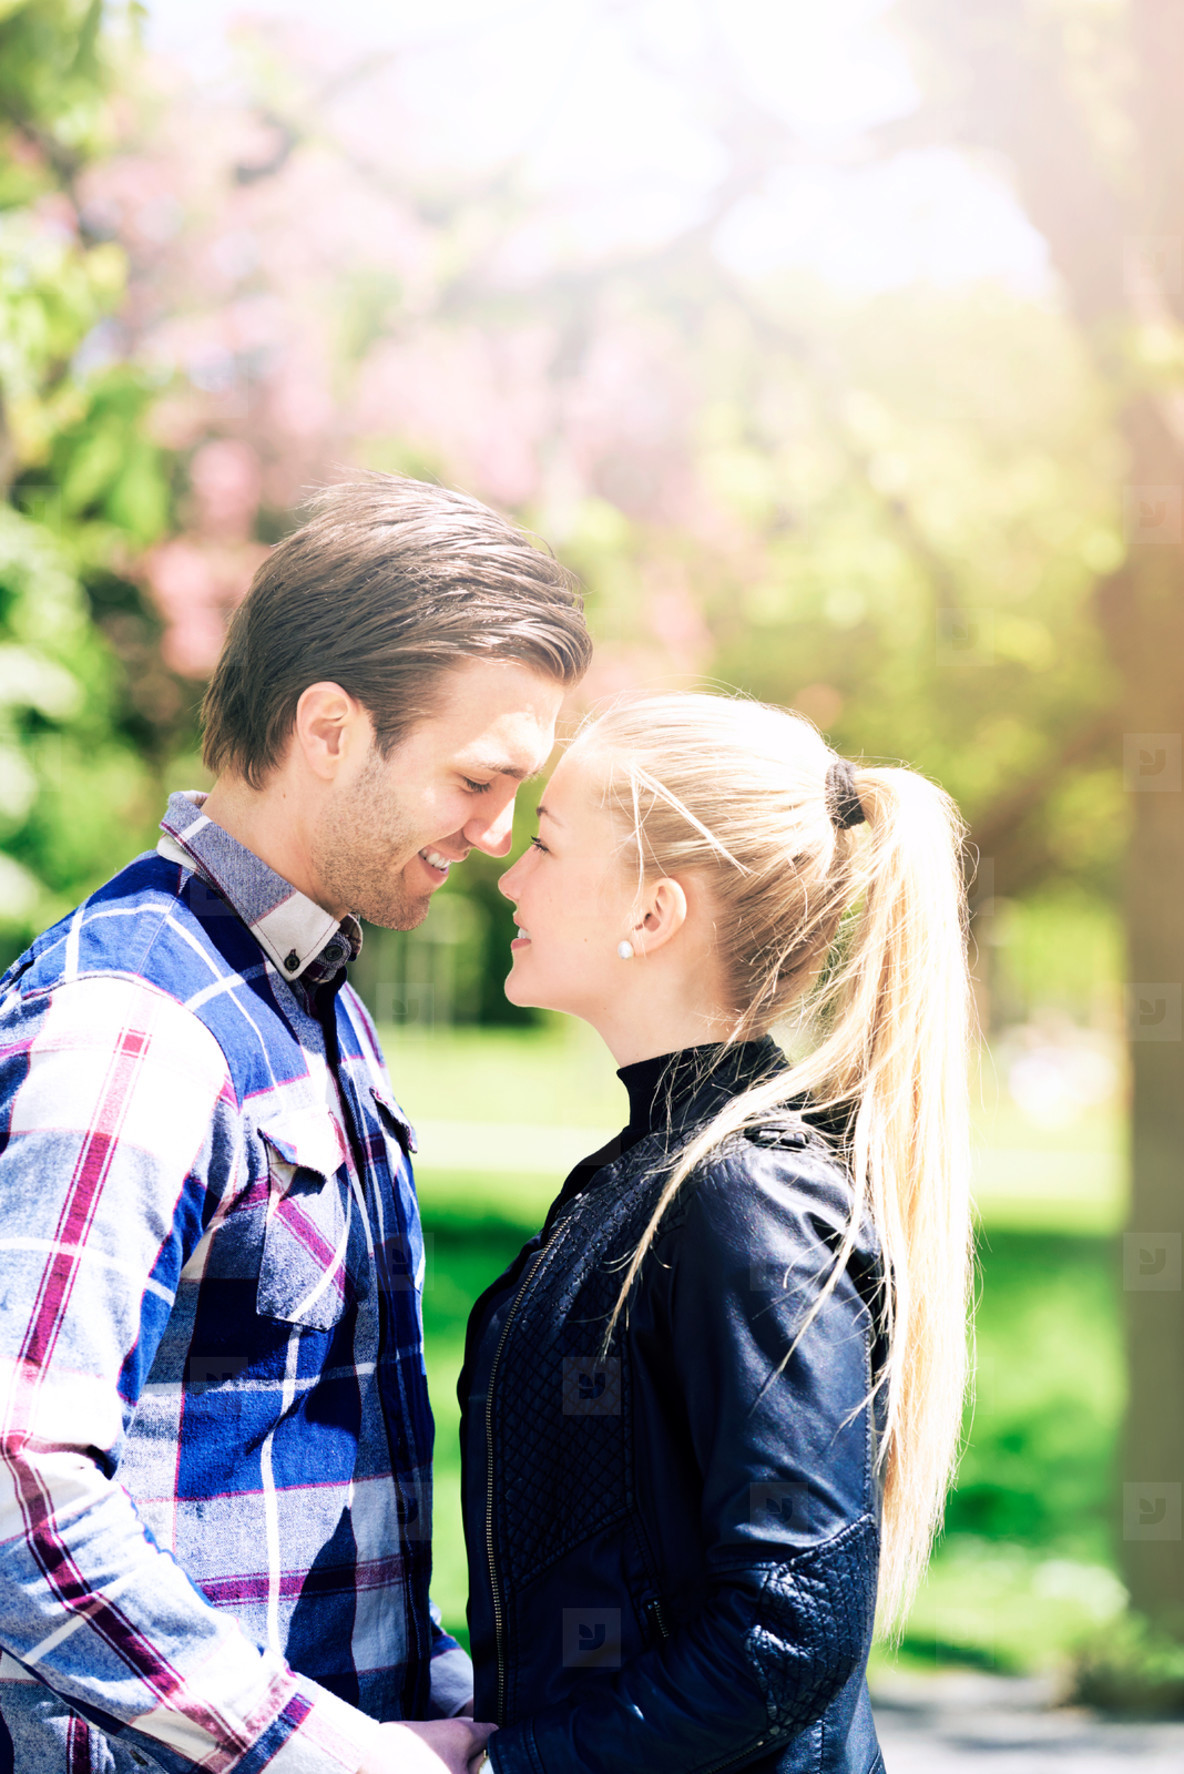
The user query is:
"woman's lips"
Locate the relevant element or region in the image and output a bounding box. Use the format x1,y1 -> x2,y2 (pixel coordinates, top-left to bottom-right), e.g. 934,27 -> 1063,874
510,927 -> 531,952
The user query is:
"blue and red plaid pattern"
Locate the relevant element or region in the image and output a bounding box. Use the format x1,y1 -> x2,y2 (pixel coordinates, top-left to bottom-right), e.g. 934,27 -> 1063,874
0,793 -> 469,1773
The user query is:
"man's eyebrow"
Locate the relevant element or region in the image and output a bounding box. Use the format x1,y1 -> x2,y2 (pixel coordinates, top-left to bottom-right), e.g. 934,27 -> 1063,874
463,757 -> 538,783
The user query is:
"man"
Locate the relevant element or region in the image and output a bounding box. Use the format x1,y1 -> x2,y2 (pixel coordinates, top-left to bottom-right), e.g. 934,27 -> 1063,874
0,477 -> 591,1773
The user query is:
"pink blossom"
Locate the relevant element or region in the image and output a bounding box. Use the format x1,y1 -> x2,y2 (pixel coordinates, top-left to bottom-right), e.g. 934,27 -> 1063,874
144,537 -> 267,676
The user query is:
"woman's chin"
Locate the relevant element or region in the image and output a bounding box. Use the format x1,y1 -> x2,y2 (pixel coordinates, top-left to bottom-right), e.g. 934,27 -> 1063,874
503,966 -> 537,1009
505,957 -> 566,1016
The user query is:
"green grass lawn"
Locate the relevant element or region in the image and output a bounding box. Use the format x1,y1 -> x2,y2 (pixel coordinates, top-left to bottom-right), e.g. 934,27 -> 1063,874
387,1022 -> 1128,1672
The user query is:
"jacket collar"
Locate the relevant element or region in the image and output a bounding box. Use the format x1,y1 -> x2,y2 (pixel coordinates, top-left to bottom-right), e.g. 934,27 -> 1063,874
617,1035 -> 787,1142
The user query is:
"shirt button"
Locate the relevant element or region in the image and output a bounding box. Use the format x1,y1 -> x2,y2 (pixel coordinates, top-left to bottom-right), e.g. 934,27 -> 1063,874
285,951 -> 299,971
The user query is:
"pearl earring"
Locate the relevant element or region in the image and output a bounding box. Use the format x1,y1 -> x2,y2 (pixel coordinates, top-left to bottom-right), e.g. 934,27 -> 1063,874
617,941 -> 635,960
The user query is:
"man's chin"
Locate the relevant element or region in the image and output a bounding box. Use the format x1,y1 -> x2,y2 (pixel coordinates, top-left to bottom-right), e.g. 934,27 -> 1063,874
359,891 -> 433,933
391,897 -> 433,932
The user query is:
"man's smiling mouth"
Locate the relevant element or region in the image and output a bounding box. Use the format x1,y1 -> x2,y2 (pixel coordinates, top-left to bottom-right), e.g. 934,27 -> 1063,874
419,848 -> 453,877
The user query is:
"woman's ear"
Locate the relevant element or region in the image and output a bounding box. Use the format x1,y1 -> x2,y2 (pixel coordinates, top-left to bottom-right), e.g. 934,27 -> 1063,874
629,877 -> 688,956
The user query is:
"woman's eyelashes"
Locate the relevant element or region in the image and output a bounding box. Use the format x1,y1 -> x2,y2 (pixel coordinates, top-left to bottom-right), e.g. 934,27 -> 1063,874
529,835 -> 549,854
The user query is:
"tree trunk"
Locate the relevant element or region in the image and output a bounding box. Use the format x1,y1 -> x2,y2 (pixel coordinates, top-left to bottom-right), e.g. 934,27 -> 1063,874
895,0 -> 1184,1634
1122,0 -> 1184,1624
1104,422 -> 1184,1619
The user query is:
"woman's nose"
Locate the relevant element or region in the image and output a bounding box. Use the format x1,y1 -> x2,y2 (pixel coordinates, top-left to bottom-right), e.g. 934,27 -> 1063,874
497,857 -> 522,901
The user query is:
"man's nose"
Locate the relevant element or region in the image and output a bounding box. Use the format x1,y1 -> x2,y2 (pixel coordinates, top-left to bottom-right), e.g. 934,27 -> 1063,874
465,792 -> 516,858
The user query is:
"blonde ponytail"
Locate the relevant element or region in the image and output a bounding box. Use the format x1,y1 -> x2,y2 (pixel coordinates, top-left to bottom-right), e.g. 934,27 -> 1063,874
575,695 -> 973,1629
813,765 -> 972,1623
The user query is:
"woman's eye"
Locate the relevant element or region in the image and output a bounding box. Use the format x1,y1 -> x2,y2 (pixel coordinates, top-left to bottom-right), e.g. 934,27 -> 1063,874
529,835 -> 549,854
462,778 -> 491,794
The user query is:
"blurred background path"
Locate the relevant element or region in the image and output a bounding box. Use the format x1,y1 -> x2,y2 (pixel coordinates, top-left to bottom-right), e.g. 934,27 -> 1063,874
873,1673 -> 1184,1769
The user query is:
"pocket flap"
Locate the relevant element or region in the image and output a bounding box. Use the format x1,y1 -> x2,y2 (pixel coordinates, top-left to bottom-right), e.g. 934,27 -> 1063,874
257,1109 -> 347,1180
370,1086 -> 418,1156
256,1115 -> 371,1331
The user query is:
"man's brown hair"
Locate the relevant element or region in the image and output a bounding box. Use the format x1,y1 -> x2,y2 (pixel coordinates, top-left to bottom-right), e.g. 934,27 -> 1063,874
201,474 -> 592,786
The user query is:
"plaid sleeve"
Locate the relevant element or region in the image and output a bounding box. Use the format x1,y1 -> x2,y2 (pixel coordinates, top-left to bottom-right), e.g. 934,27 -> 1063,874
0,976 -> 381,1774
427,1603 -> 473,1718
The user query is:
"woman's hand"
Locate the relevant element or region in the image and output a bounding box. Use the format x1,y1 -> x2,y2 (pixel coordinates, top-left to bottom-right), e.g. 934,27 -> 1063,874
357,1718 -> 495,1773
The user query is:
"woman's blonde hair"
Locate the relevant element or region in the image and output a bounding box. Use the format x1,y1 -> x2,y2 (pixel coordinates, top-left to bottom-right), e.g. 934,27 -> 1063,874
572,692 -> 973,1630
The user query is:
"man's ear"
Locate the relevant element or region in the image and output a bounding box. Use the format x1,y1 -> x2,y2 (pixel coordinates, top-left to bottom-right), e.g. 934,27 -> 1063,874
294,682 -> 367,781
628,877 -> 688,957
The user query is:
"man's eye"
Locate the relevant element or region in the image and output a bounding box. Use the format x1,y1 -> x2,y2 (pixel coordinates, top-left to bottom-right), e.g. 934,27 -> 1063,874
462,778 -> 491,794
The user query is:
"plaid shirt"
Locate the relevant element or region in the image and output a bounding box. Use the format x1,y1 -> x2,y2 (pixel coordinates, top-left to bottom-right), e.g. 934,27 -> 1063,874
0,792 -> 470,1773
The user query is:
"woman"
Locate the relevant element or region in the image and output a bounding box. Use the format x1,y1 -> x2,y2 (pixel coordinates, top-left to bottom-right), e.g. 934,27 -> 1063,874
459,693 -> 972,1774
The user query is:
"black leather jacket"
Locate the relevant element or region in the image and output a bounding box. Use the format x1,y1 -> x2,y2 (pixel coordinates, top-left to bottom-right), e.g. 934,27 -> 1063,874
459,1053 -> 887,1774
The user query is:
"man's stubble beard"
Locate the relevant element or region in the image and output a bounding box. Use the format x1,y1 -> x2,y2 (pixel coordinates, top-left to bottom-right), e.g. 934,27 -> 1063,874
311,748 -> 434,932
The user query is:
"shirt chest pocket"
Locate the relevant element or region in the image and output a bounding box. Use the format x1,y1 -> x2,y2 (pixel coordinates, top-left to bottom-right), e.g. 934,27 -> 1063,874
255,1117 -> 373,1332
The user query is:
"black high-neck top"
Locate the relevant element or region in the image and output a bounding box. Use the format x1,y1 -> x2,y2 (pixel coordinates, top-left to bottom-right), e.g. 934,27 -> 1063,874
540,1036 -> 786,1236
619,1036 -> 785,1142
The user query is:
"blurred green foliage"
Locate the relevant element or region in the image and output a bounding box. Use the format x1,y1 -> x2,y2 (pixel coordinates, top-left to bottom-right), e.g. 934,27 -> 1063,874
950,1230 -> 1121,1557
0,1 -> 186,958
1074,1613 -> 1184,1717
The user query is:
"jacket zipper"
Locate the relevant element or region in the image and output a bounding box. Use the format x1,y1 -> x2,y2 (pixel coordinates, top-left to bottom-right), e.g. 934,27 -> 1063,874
702,1738 -> 772,1774
641,1598 -> 770,1770
484,1219 -> 575,1726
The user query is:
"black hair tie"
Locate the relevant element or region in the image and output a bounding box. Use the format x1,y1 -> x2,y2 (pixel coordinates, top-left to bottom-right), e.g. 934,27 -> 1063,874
825,757 -> 866,830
